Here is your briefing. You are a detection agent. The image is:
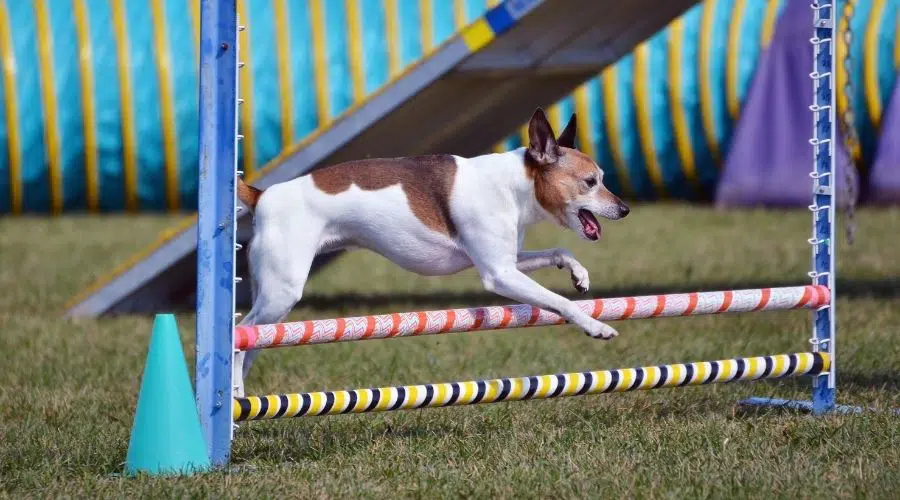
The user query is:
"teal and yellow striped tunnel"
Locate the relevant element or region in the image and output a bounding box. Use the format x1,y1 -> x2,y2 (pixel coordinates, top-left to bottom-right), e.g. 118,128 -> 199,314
1,0 -> 898,212
497,0 -> 900,200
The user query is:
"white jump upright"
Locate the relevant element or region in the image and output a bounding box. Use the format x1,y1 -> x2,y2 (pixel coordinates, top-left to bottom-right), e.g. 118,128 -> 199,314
195,1 -> 845,467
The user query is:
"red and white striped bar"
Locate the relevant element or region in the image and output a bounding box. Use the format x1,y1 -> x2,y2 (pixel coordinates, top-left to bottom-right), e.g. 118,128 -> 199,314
235,285 -> 829,350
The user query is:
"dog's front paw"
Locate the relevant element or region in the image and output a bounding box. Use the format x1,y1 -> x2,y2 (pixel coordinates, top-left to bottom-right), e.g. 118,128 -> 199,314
583,320 -> 618,340
570,265 -> 590,294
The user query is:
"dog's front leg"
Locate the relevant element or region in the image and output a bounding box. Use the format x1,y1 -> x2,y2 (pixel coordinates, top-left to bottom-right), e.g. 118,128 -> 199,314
516,249 -> 590,293
481,266 -> 617,339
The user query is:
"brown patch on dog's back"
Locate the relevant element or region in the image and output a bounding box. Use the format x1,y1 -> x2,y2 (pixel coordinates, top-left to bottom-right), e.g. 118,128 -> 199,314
526,147 -> 600,223
311,155 -> 458,236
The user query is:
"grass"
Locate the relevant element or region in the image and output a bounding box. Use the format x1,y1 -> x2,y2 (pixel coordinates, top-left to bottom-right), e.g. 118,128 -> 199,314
0,204 -> 898,498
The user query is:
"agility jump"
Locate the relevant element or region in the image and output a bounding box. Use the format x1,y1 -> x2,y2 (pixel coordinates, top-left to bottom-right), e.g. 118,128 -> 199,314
196,0 -> 840,467
235,285 -> 828,349
234,352 -> 830,421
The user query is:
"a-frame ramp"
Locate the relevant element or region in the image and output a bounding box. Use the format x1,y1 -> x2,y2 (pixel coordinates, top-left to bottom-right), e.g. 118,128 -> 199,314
65,0 -> 698,316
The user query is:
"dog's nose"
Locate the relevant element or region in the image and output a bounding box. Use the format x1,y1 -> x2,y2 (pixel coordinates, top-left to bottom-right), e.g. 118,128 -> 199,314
618,204 -> 630,218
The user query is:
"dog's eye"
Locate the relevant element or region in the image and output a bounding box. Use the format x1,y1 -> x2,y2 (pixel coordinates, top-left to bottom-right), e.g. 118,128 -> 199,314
584,177 -> 597,188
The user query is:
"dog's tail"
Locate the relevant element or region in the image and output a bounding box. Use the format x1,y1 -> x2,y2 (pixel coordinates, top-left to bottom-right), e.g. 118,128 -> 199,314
237,177 -> 263,211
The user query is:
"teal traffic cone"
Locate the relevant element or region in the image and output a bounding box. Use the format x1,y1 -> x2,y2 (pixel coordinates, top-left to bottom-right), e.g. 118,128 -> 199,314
125,314 -> 211,476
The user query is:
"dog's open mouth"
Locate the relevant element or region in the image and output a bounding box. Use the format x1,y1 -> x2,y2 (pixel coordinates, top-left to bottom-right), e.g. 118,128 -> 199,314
577,209 -> 601,240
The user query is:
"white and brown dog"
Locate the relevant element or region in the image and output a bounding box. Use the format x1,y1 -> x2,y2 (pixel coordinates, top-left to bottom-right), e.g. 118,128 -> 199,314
234,108 -> 630,396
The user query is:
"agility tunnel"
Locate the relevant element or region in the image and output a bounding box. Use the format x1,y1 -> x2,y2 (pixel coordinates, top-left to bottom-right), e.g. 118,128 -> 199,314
2,0 -> 899,214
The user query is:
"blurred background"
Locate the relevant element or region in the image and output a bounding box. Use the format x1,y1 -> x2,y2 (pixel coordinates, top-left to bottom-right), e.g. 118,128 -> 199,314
1,0 -> 898,215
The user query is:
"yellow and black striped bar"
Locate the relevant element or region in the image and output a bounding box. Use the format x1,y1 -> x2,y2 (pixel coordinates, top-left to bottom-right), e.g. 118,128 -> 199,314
234,352 -> 829,421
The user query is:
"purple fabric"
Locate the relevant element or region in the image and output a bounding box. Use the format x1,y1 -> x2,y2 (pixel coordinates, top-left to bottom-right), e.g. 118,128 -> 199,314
716,0 -> 856,208
867,78 -> 900,205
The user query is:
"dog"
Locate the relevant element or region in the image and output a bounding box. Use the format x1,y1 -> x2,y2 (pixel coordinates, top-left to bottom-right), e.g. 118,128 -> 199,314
233,108 -> 630,396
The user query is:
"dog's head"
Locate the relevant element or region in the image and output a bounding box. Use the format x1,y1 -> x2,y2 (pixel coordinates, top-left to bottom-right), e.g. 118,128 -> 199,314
526,108 -> 629,241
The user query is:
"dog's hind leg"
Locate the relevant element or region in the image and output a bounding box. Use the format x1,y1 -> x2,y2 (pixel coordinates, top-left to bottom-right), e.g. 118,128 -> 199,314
232,223 -> 322,397
233,296 -> 296,397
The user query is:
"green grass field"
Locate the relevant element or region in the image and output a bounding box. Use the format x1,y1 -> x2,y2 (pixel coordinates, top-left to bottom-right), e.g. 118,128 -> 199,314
1,205 -> 898,498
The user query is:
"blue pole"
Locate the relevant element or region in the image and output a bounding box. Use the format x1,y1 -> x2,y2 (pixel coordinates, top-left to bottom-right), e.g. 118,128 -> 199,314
810,2 -> 837,415
196,0 -> 238,466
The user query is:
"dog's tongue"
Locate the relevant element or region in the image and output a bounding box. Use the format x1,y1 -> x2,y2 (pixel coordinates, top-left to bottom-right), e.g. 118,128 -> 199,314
578,209 -> 600,240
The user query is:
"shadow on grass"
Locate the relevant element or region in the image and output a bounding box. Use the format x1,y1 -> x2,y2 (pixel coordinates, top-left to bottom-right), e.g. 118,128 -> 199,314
834,371 -> 900,392
739,370 -> 900,394
232,417 -> 483,465
729,370 -> 900,419
298,277 -> 900,311
146,276 -> 899,314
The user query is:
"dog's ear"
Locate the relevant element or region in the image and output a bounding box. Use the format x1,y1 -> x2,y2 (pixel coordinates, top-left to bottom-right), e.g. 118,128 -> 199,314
557,113 -> 577,149
527,108 -> 559,165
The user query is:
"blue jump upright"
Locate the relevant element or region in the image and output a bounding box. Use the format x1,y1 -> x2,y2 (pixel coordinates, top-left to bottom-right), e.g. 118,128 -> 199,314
196,0 -> 239,467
